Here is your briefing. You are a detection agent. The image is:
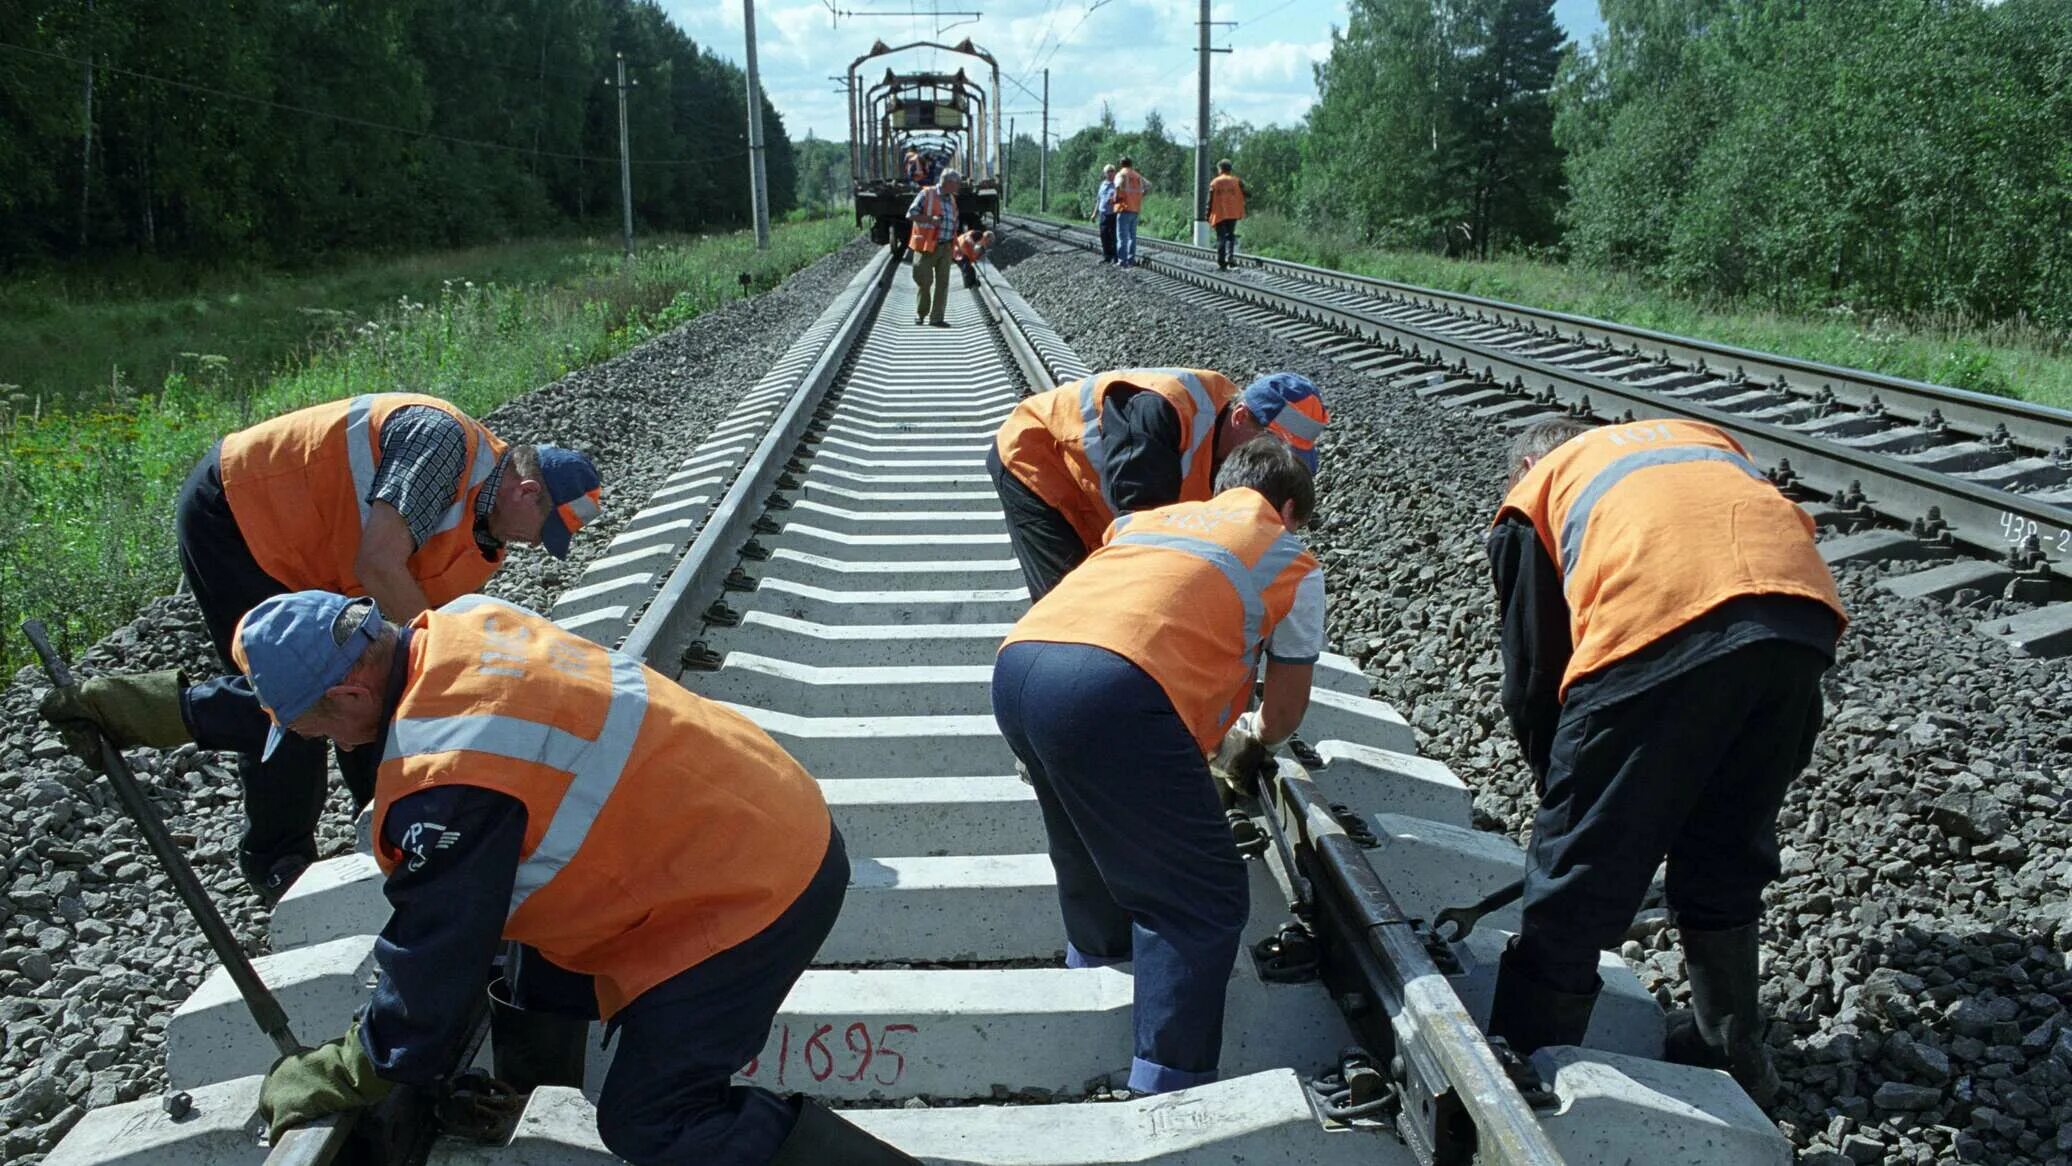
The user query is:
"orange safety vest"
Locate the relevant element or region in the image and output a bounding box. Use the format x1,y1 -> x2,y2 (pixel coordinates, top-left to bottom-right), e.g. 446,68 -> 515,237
953,232 -> 984,263
1004,489 -> 1318,755
904,153 -> 926,183
371,596 -> 832,1018
908,185 -> 948,253
1113,168 -> 1148,213
220,394 -> 507,608
1495,418 -> 1846,699
994,368 -> 1238,550
1208,174 -> 1246,225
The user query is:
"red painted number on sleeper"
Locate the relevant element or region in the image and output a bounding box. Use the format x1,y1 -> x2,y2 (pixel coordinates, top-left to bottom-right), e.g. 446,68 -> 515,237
739,1023 -> 919,1087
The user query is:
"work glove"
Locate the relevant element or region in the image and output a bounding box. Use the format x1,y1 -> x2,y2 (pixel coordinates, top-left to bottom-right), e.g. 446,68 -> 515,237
258,1020 -> 394,1139
38,670 -> 192,770
1210,711 -> 1284,798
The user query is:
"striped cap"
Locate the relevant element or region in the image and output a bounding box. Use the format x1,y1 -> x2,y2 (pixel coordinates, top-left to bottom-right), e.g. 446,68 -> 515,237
537,446 -> 602,559
1241,372 -> 1329,472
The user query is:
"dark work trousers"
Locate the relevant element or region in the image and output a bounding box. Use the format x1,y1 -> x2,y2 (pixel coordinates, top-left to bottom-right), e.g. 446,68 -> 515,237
957,256 -> 979,288
1516,640 -> 1828,995
1098,212 -> 1118,262
985,447 -> 1089,601
573,826 -> 849,1166
1214,221 -> 1239,267
992,641 -> 1248,1094
174,444 -> 379,878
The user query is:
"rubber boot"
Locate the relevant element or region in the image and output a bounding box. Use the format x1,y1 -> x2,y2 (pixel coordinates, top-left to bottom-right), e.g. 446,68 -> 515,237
487,977 -> 588,1093
1485,938 -> 1600,1056
769,1096 -> 923,1165
1664,922 -> 1781,1106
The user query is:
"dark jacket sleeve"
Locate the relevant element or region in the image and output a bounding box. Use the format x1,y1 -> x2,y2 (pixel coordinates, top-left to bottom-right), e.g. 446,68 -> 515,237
1486,516 -> 1572,785
1099,389 -> 1186,514
359,785 -> 526,1085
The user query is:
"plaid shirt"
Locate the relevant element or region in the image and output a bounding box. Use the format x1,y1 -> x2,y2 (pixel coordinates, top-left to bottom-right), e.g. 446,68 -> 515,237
369,406 -> 506,560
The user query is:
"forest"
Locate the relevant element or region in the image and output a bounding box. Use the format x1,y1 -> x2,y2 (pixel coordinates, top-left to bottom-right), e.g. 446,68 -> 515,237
1008,0 -> 2072,335
0,0 -> 800,267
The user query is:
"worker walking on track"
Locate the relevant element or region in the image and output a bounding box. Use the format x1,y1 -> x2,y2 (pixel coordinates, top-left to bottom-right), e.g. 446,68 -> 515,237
227,590 -> 919,1165
1112,157 -> 1150,268
992,438 -> 1326,1096
1485,416 -> 1846,1105
989,367 -> 1328,600
1095,164 -> 1120,263
38,393 -> 600,903
905,168 -> 962,327
1207,160 -> 1247,269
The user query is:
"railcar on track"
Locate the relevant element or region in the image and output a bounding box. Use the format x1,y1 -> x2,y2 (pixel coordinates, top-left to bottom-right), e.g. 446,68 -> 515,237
848,38 -> 1003,246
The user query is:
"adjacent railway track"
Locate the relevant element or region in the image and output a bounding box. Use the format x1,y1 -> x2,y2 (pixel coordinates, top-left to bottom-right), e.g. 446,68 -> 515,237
51,245 -> 1794,1166
1009,215 -> 2072,656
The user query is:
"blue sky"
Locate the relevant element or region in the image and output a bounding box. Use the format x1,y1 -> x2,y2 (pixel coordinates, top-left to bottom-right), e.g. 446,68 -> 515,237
664,1 -> 1605,143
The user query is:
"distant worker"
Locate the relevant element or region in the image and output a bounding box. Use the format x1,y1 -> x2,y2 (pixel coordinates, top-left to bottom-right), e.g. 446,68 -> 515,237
228,591 -> 919,1165
1207,159 -> 1248,269
1485,416 -> 1846,1105
38,393 -> 601,903
902,146 -> 927,185
1095,164 -> 1120,263
905,167 -> 963,328
953,227 -> 994,288
992,438 -> 1324,1096
990,368 -> 1328,599
1112,156 -> 1150,268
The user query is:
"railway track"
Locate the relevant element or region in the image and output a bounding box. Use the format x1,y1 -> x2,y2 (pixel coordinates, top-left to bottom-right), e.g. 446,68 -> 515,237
52,245 -> 1789,1165
1008,216 -> 2072,658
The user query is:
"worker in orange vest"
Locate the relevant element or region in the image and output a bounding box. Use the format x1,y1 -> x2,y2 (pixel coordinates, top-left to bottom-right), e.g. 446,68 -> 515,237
226,591 -> 918,1165
990,368 -> 1328,599
37,393 -> 601,904
1485,416 -> 1846,1105
992,438 -> 1325,1095
901,146 -> 927,185
1206,159 -> 1247,269
952,226 -> 993,288
904,168 -> 962,327
1112,156 -> 1150,267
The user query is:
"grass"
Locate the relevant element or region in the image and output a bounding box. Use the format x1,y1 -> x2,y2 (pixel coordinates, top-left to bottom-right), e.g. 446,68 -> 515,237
0,215 -> 856,675
1020,196 -> 2072,411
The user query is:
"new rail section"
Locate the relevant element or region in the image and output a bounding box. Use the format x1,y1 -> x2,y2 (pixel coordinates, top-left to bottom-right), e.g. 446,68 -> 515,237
53,246 -> 1790,1166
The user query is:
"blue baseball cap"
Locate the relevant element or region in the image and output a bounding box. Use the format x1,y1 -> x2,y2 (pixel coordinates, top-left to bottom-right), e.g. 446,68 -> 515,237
536,446 -> 602,559
1240,372 -> 1330,472
230,592 -> 382,760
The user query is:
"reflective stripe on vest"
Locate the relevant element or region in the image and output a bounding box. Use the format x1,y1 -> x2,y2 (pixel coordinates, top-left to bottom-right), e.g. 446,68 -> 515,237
1077,368 -> 1218,495
1558,445 -> 1766,589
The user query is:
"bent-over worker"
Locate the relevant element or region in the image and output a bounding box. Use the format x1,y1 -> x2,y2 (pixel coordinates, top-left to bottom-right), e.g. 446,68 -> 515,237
1207,160 -> 1247,270
38,393 -> 601,903
232,590 -> 918,1165
1485,416 -> 1846,1105
992,438 -> 1325,1095
905,169 -> 963,327
953,227 -> 994,288
989,368 -> 1328,599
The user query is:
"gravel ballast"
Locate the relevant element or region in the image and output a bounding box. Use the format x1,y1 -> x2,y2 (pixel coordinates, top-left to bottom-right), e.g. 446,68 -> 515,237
0,238 -> 873,1162
991,231 -> 2072,1166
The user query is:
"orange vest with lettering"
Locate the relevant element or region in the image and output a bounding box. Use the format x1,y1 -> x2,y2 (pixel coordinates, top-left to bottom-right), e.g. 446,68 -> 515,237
995,368 -> 1238,550
1004,490 -> 1317,754
219,394 -> 507,608
1208,174 -> 1245,225
371,596 -> 832,1018
1113,168 -> 1148,213
1496,419 -> 1846,698
908,186 -> 946,253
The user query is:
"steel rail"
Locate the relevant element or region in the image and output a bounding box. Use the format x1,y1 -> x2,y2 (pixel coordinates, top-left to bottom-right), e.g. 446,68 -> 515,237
1009,216 -> 2072,455
1012,216 -> 2072,582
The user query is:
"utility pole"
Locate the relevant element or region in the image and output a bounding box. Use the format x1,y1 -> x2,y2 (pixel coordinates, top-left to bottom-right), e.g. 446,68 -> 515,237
1006,116 -> 1014,208
78,0 -> 93,249
1039,68 -> 1049,213
743,0 -> 772,249
1193,2 -> 1233,247
611,53 -> 636,261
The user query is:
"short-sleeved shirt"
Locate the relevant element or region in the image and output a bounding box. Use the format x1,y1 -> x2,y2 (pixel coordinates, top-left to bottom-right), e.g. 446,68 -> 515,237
1266,568 -> 1325,664
1096,179 -> 1117,215
906,186 -> 957,242
367,406 -> 507,556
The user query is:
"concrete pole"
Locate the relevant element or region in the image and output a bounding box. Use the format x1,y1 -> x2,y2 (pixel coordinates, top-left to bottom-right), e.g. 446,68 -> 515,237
614,54 -> 635,261
1007,116 -> 1015,207
1193,0 -> 1212,247
743,0 -> 772,249
1039,68 -> 1049,213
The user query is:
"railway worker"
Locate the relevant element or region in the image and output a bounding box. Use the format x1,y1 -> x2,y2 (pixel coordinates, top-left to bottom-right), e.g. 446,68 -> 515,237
902,146 -> 927,185
1484,415 -> 1845,1105
953,227 -> 993,288
905,167 -> 962,327
37,393 -> 601,904
992,438 -> 1324,1096
1207,160 -> 1247,270
1112,156 -> 1150,268
1095,164 -> 1120,263
989,368 -> 1328,600
232,590 -> 920,1165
